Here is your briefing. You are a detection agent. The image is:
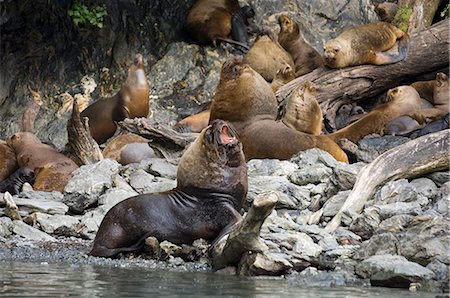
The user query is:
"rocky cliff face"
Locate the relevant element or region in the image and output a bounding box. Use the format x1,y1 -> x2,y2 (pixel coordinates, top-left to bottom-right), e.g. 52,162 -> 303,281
0,0 -> 378,147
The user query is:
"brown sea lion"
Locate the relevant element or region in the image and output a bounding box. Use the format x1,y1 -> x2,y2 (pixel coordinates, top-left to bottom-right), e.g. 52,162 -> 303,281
323,22 -> 409,68
328,86 -> 424,143
173,110 -> 211,133
0,140 -> 18,182
411,79 -> 435,102
420,72 -> 449,121
6,132 -> 79,192
102,134 -> 156,165
271,63 -> 296,94
90,119 -> 247,258
0,167 -> 35,195
281,82 -> 323,135
375,2 -> 398,23
186,0 -> 251,50
385,115 -> 424,136
209,57 -> 348,162
80,54 -> 150,144
244,29 -> 295,82
278,14 -> 324,77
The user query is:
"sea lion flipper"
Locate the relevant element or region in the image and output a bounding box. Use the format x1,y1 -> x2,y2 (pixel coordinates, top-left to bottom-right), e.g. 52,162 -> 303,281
373,33 -> 409,65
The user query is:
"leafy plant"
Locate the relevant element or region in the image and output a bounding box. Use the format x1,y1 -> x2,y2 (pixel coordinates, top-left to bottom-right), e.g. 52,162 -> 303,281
441,4 -> 449,19
68,1 -> 107,29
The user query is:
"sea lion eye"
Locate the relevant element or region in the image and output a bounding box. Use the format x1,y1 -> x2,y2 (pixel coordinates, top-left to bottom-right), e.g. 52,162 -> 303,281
334,48 -> 339,53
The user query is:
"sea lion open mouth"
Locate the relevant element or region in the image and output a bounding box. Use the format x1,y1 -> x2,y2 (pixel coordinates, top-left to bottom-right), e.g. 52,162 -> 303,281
220,124 -> 237,145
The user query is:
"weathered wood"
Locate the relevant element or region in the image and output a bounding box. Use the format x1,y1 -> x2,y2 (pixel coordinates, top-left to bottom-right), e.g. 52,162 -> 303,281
393,0 -> 442,33
325,129 -> 449,233
211,192 -> 278,270
276,20 -> 449,131
66,98 -> 103,166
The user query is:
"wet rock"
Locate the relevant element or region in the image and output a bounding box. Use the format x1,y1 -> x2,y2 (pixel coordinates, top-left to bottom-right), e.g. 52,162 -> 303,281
376,202 -> 422,220
286,266 -> 366,287
322,191 -> 350,217
349,207 -> 381,240
355,135 -> 410,163
355,254 -> 435,288
238,252 -> 293,276
64,159 -> 121,213
11,220 -> 56,242
11,197 -> 69,216
160,241 -> 182,258
292,233 -> 323,258
248,176 -> 310,210
0,217 -> 12,237
247,159 -> 298,177
32,212 -> 81,237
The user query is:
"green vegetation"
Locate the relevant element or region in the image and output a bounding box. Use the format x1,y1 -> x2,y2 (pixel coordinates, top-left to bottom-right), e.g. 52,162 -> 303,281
68,1 -> 107,29
441,4 -> 449,19
393,6 -> 413,32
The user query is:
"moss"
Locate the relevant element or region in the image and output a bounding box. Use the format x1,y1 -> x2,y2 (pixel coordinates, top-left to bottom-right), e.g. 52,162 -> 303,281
393,6 -> 413,32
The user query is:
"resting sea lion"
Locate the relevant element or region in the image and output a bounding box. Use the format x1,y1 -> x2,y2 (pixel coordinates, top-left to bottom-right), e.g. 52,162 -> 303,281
81,54 -> 150,144
281,82 -> 322,135
411,79 -> 435,102
186,0 -> 251,50
0,140 -> 18,182
375,2 -> 398,23
420,72 -> 449,121
278,15 -> 324,77
230,5 -> 255,46
244,29 -> 295,82
271,63 -> 296,94
328,86 -> 424,143
6,132 -> 78,192
0,167 -> 35,195
209,56 -> 348,162
385,115 -> 424,136
173,110 -> 211,133
90,119 -> 248,258
102,134 -> 156,165
323,21 -> 409,68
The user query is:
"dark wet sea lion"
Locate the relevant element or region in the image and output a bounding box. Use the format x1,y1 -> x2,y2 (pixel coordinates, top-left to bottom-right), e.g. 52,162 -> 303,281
328,86 -> 424,143
230,5 -> 255,46
81,54 -> 150,144
0,140 -> 18,182
244,29 -> 295,82
6,132 -> 78,192
90,119 -> 248,258
209,56 -> 348,162
323,22 -> 409,68
278,14 -> 324,77
0,167 -> 35,195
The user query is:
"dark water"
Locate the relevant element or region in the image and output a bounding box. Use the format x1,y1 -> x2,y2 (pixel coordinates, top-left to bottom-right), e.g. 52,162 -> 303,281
0,261 -> 438,297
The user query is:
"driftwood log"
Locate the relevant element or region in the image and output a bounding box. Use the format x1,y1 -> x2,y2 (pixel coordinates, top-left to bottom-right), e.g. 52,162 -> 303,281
211,192 -> 278,271
276,20 -> 449,131
393,0 -> 442,33
65,98 -> 103,166
325,129 -> 449,233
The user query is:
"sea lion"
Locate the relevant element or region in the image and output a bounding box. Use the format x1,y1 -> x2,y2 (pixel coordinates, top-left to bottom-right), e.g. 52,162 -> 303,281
0,140 -> 18,182
328,86 -> 425,143
281,82 -> 323,135
6,132 -> 78,192
102,134 -> 156,165
90,119 -> 248,258
271,63 -> 296,94
0,167 -> 35,195
410,113 -> 449,138
173,110 -> 211,133
323,22 -> 409,68
385,115 -> 424,136
411,79 -> 435,102
80,54 -> 150,144
420,72 -> 449,121
186,0 -> 251,50
230,5 -> 256,46
209,56 -> 348,162
375,2 -> 398,23
244,29 -> 295,82
278,14 -> 324,77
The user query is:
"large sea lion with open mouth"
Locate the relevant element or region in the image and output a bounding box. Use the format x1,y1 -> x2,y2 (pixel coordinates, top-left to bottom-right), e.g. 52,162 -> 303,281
209,56 -> 348,162
81,54 -> 150,144
90,119 -> 248,258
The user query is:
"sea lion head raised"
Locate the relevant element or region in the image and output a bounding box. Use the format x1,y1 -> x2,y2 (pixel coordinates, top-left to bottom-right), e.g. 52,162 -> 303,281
278,14 -> 299,37
177,119 -> 247,205
323,39 -> 350,68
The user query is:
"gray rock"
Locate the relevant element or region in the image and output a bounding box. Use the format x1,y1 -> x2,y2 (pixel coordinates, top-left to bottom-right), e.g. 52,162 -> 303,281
128,169 -> 156,193
426,260 -> 449,282
11,220 -> 55,242
322,190 -> 350,217
354,233 -> 399,260
376,201 -> 422,220
334,227 -> 362,245
12,198 -> 69,215
355,254 -> 435,287
248,176 -> 310,210
79,207 -> 109,240
147,158 -> 178,180
0,217 -> 12,237
64,159 -> 121,213
247,159 -> 298,177
290,148 -> 339,169
286,267 -> 363,287
377,215 -> 414,234
18,190 -> 65,202
328,162 -> 365,192
292,233 -> 323,258
288,164 -> 333,186
238,252 -> 293,276
318,234 -> 340,251
33,212 -> 81,236
349,207 -> 381,240
433,196 -> 449,217
374,179 -> 419,205
410,178 -> 438,199
355,135 -> 410,163
426,171 -> 449,187
97,188 -> 138,208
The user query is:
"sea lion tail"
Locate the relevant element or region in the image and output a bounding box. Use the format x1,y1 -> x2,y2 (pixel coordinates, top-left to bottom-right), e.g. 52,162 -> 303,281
373,33 -> 410,65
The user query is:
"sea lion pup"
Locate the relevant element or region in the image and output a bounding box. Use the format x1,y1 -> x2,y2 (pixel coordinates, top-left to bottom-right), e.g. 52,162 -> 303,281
80,54 -> 150,144
271,63 -> 296,94
209,57 -> 348,162
173,110 -> 211,133
280,82 -> 323,135
277,15 -> 324,77
0,167 -> 35,195
323,21 -> 409,68
244,28 -> 295,82
186,0 -> 251,50
102,134 -> 156,165
328,86 -> 424,144
90,119 -> 248,258
0,140 -> 18,182
420,72 -> 449,121
6,132 -> 79,192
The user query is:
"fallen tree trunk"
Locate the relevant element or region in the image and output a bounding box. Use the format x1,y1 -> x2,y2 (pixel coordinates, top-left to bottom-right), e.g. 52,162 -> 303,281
393,0 -> 442,33
325,129 -> 449,233
276,20 -> 449,131
211,192 -> 278,270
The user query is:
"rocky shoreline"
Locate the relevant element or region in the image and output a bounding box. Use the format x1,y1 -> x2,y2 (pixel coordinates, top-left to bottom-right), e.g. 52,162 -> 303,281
1,135 -> 448,294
